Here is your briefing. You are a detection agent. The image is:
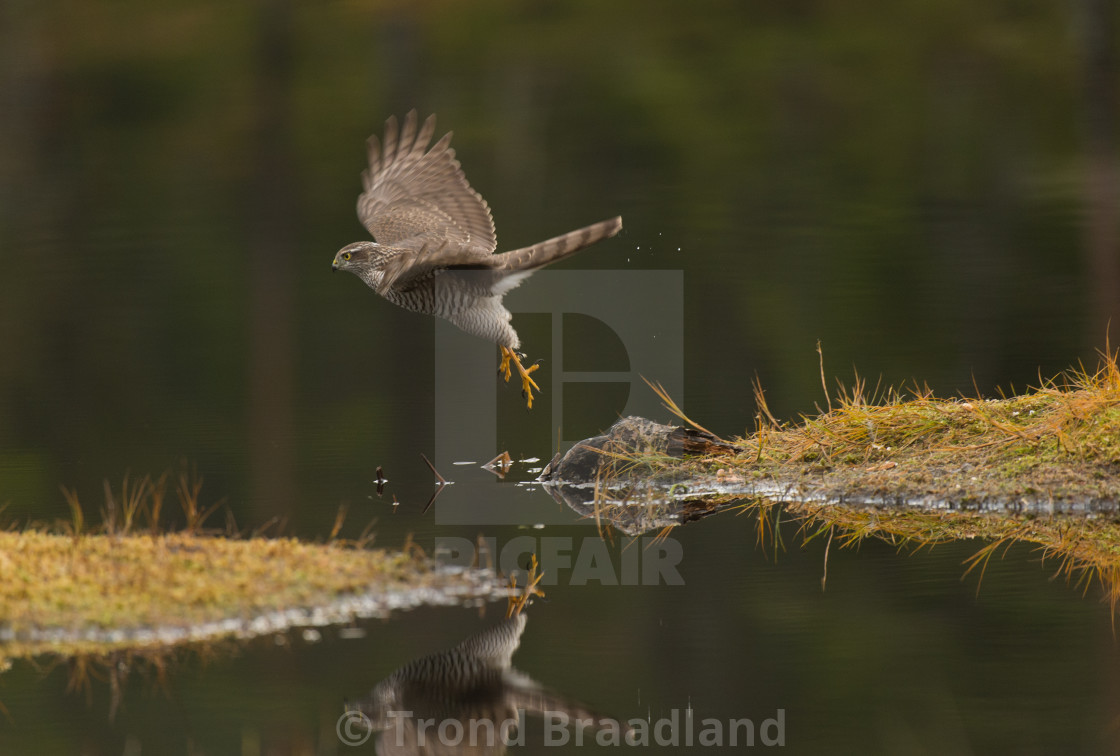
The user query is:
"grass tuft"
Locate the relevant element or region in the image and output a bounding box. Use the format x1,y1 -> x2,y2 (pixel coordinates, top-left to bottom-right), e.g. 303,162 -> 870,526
1,470 -> 514,667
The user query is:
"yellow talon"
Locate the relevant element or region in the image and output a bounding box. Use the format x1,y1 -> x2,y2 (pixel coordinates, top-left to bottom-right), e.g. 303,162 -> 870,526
499,346 -> 541,409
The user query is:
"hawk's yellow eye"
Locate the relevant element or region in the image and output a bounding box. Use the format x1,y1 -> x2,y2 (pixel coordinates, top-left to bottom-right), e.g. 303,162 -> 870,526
342,252 -> 351,261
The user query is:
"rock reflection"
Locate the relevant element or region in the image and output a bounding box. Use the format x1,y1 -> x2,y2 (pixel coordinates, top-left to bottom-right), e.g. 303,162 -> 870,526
347,614 -> 624,755
542,481 -> 729,537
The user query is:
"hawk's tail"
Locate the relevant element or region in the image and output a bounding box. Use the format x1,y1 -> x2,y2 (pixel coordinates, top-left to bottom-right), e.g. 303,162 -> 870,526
499,216 -> 623,273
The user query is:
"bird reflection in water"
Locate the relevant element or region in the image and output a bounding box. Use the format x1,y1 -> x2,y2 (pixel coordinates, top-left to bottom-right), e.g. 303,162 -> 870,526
345,613 -> 626,755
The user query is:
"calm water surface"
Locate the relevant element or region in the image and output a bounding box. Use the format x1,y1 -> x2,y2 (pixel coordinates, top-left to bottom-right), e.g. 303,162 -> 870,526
1,1 -> 1118,753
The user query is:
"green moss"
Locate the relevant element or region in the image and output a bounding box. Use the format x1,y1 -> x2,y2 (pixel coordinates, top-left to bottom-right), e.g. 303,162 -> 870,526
0,531 -> 509,663
635,355 -> 1120,509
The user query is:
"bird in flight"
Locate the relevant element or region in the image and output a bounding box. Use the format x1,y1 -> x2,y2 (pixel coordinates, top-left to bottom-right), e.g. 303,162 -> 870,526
332,111 -> 622,408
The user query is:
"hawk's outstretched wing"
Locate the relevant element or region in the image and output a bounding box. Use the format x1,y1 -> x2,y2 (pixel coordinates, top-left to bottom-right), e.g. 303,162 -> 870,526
357,111 -> 497,254
374,216 -> 624,296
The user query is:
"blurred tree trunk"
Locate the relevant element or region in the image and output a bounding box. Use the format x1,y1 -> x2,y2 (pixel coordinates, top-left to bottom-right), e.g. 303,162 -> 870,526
378,12 -> 438,430
247,0 -> 297,520
1079,0 -> 1120,341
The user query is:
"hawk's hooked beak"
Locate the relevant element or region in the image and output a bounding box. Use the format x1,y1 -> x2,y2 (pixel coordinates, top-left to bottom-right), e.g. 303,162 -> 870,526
331,257 -> 339,272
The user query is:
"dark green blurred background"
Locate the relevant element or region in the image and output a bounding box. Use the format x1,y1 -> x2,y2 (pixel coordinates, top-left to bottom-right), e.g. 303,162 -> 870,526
1,0 -> 1118,752
2,0 -> 1115,527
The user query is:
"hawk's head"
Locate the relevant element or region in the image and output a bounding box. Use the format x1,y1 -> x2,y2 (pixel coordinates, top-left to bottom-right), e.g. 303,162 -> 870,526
331,242 -> 381,274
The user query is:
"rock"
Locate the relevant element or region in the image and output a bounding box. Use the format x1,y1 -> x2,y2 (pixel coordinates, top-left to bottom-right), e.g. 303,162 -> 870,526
537,416 -> 740,485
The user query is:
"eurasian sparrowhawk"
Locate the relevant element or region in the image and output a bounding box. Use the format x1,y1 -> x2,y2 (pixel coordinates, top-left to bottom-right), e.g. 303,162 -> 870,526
331,111 -> 623,408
